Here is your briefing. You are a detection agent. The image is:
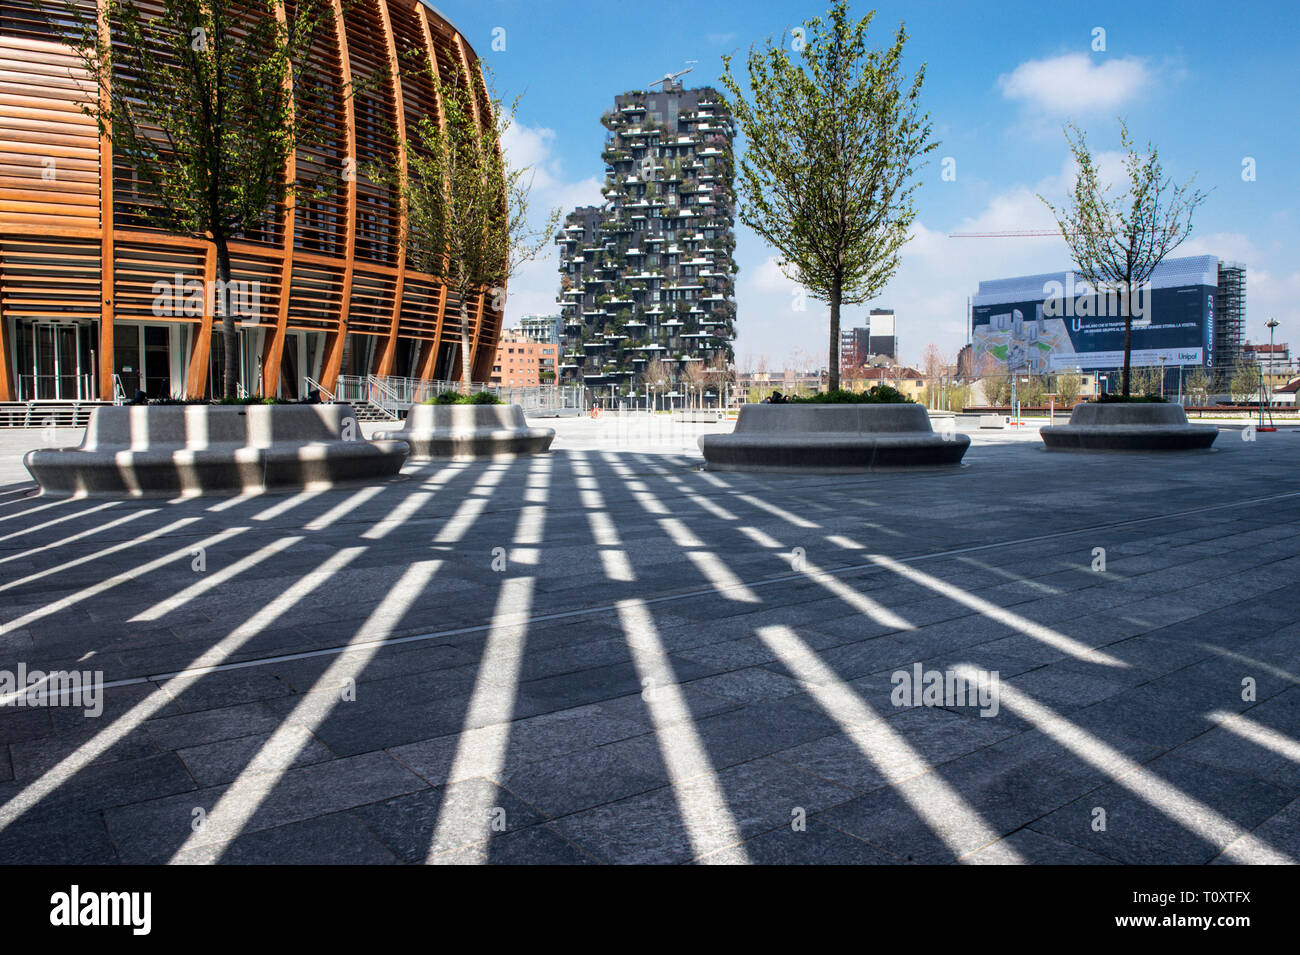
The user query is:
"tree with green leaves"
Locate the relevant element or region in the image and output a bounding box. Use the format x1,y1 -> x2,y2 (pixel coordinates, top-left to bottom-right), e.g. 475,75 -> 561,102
720,1 -> 935,391
62,0 -> 329,397
383,65 -> 557,392
1229,357 -> 1259,404
1040,120 -> 1208,398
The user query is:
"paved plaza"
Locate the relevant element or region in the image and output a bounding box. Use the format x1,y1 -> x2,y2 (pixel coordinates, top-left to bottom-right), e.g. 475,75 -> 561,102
0,415 -> 1298,864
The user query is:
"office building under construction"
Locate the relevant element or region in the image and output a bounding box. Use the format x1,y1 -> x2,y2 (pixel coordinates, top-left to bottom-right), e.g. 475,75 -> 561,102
1213,263 -> 1246,386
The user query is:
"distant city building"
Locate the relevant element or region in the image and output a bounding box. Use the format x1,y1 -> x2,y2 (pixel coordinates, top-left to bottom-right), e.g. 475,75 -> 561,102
737,366 -> 826,401
840,309 -> 897,368
840,325 -> 869,369
842,364 -> 924,401
519,313 -> 561,345
868,309 -> 898,360
1244,342 -> 1290,368
489,329 -> 558,387
556,79 -> 737,396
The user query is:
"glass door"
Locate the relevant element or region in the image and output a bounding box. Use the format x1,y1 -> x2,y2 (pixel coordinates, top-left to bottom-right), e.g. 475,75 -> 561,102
143,326 -> 171,398
18,322 -> 91,400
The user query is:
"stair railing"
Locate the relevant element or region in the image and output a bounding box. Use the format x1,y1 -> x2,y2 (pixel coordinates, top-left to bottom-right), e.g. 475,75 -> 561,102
304,376 -> 334,402
365,375 -> 402,419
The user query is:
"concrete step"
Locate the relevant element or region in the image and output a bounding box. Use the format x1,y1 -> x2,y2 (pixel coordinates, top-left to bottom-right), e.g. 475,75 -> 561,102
345,401 -> 400,422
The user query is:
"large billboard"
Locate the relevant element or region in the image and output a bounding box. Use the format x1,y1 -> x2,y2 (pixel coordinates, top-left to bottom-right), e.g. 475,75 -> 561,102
971,255 -> 1218,374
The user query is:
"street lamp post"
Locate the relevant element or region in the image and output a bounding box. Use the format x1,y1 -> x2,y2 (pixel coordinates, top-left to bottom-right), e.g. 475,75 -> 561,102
1265,317 -> 1279,410
1158,355 -> 1167,398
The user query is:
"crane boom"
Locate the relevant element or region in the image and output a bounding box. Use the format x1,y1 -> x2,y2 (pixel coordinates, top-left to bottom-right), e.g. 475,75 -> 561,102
948,230 -> 1069,238
648,61 -> 696,89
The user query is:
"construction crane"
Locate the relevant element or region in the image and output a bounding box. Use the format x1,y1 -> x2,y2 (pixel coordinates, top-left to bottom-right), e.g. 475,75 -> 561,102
948,230 -> 1067,238
649,61 -> 696,89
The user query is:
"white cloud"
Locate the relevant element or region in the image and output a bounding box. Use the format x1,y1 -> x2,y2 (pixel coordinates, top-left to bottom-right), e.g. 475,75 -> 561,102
501,122 -> 555,172
998,53 -> 1150,115
498,122 -> 603,323
732,181 -> 1075,369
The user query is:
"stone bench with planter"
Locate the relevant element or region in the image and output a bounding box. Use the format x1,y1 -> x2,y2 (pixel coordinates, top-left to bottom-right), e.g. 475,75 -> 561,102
23,404 -> 408,497
698,403 -> 970,472
373,403 -> 554,461
1040,402 -> 1219,452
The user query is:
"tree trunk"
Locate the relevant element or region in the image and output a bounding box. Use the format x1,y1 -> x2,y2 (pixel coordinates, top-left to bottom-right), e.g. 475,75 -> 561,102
828,272 -> 842,392
1121,314 -> 1133,397
1121,262 -> 1134,398
459,297 -> 472,394
216,235 -> 237,398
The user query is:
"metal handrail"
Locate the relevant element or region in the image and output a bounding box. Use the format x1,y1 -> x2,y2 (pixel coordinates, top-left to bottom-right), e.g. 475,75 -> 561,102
17,373 -> 96,402
365,375 -> 402,419
315,373 -> 585,416
303,376 -> 333,401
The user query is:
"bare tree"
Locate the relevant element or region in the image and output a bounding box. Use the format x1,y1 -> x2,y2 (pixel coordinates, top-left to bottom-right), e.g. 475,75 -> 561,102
640,358 -> 671,411
921,343 -> 948,408
705,356 -> 733,408
682,361 -> 708,410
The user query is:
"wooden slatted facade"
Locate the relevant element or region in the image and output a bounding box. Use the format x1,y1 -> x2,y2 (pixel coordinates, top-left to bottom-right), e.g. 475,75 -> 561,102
0,0 -> 502,401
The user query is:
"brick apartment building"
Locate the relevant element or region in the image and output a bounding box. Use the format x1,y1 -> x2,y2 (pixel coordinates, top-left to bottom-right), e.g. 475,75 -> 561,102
489,329 -> 559,387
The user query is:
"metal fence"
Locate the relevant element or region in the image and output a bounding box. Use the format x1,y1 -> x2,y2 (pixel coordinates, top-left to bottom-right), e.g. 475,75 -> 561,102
322,375 -> 586,418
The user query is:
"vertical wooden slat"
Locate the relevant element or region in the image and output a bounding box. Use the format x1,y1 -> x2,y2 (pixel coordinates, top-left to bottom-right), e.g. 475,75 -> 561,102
451,31 -> 483,382
96,0 -> 115,400
372,0 -> 406,378
0,301 -> 12,401
184,244 -> 217,396
415,4 -> 448,377
259,0 -> 296,396
453,36 -> 502,384
319,0 -> 357,392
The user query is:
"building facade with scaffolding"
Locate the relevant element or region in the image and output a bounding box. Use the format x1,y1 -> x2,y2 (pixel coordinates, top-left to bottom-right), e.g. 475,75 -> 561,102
970,255 -> 1246,395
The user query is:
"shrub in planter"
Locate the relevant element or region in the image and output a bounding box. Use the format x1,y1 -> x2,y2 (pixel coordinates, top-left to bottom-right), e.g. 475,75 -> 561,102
146,396 -> 293,406
768,385 -> 912,405
425,391 -> 502,405
1096,393 -> 1167,403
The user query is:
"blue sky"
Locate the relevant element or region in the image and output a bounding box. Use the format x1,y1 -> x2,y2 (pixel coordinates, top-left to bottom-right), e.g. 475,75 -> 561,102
444,0 -> 1299,368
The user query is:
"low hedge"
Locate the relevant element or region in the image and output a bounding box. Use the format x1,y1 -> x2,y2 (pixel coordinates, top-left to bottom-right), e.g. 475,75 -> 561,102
139,396 -> 295,405
423,391 -> 502,405
1096,393 -> 1168,403
768,386 -> 912,405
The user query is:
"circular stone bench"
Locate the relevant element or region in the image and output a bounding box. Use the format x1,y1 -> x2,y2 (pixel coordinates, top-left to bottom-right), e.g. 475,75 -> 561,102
698,403 -> 970,472
23,404 -> 408,498
1040,403 -> 1219,452
373,403 -> 554,461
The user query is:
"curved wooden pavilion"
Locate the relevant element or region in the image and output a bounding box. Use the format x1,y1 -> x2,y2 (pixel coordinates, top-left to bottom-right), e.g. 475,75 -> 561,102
0,0 -> 502,402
